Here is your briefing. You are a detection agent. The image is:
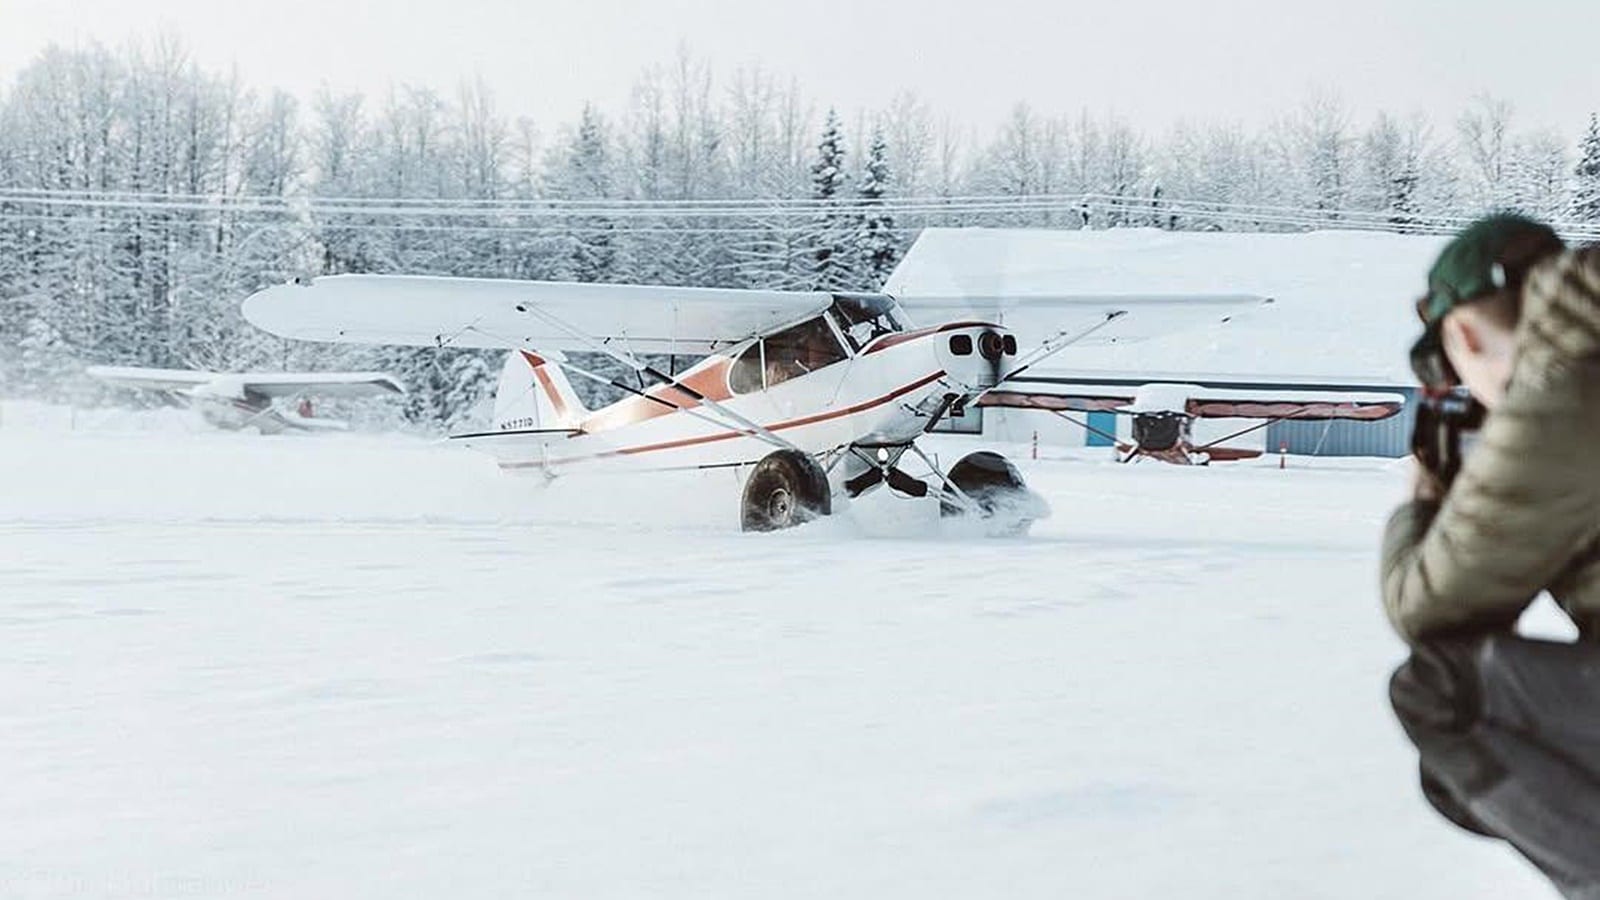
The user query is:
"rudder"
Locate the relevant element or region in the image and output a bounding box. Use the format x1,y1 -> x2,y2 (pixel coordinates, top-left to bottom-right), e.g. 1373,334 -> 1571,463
493,350 -> 585,431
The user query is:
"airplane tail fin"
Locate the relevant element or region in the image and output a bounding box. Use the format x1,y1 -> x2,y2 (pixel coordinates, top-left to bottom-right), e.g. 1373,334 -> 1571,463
493,350 -> 587,431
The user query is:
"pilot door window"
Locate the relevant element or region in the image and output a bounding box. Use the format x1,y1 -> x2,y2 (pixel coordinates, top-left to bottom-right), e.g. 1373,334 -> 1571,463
761,318 -> 848,389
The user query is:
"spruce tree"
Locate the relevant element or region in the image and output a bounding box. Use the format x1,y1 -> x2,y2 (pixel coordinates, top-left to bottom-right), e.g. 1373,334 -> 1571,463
1572,114 -> 1600,223
1388,159 -> 1420,232
549,105 -> 616,284
855,129 -> 899,288
807,109 -> 853,290
1149,182 -> 1176,230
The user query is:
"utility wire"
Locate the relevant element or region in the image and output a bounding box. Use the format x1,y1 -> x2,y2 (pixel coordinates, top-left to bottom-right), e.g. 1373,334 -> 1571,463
3,189 -> 1598,240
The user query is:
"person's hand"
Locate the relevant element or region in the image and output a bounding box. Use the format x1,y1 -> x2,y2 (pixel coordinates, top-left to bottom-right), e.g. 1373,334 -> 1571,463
1413,461 -> 1446,503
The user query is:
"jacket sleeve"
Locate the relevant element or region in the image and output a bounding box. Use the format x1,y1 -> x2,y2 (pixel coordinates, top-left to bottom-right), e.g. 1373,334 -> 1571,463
1382,249 -> 1600,642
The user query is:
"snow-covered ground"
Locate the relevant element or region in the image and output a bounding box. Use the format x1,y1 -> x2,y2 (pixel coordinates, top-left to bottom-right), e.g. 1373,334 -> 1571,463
0,406 -> 1559,898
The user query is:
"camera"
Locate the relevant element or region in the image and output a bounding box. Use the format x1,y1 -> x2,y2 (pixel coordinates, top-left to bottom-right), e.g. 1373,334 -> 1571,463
1408,318 -> 1486,490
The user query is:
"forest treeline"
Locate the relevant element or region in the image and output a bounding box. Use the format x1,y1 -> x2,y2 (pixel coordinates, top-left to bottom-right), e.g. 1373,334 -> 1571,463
3,41 -> 1597,426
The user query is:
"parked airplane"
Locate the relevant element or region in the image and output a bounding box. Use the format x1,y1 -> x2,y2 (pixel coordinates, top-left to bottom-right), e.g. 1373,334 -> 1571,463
980,381 -> 1405,464
242,275 -> 1267,532
86,366 -> 405,433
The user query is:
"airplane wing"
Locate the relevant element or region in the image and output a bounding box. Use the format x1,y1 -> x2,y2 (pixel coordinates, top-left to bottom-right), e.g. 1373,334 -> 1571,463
86,366 -> 219,393
221,372 -> 406,398
978,385 -> 1133,413
1182,386 -> 1405,421
242,275 -> 833,355
87,365 -> 405,399
896,293 -> 1270,346
981,381 -> 1405,421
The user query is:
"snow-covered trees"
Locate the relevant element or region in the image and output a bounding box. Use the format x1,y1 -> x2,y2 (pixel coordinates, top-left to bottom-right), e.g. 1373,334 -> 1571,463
1457,95 -> 1516,211
1098,116 -> 1146,227
856,130 -> 898,288
5,41 -> 1600,424
1509,131 -> 1569,222
1361,113 -> 1425,231
723,68 -> 812,290
881,92 -> 933,199
0,43 -> 318,399
1572,114 -> 1600,224
804,109 -> 855,291
546,105 -> 616,284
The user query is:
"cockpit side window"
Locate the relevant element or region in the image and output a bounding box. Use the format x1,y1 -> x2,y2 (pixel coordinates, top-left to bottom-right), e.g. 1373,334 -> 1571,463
729,315 -> 852,394
830,294 -> 908,351
755,316 -> 848,390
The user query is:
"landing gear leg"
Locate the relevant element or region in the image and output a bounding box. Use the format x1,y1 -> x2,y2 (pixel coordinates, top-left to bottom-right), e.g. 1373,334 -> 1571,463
842,442 -> 929,499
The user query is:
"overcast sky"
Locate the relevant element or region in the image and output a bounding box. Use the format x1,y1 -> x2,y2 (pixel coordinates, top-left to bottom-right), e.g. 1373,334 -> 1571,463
3,0 -> 1598,139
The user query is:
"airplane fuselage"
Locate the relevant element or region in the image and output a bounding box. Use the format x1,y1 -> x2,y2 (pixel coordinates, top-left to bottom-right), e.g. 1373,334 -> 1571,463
469,317 -> 1018,480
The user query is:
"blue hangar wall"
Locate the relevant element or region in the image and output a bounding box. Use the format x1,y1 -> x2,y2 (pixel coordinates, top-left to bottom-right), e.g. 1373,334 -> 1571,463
1264,388 -> 1418,458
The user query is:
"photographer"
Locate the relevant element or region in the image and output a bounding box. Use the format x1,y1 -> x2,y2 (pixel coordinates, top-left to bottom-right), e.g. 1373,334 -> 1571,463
1385,214 -> 1600,896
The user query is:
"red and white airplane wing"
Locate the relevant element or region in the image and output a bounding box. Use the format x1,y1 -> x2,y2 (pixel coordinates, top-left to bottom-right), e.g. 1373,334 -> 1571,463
979,384 -> 1133,413
979,381 -> 1405,422
1182,386 -> 1405,421
243,275 -> 832,356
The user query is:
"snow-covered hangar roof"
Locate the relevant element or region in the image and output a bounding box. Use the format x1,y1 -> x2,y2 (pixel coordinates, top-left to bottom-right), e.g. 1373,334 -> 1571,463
885,227 -> 1450,384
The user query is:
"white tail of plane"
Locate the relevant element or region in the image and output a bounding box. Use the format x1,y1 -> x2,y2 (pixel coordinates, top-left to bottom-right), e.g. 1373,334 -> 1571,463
493,350 -> 586,431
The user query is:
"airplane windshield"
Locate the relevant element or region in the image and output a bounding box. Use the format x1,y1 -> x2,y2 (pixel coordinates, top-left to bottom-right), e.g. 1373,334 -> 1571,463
830,294 -> 907,351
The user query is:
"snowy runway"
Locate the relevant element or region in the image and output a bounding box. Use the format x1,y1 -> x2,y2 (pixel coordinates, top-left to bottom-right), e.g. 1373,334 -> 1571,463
0,417 -> 1551,898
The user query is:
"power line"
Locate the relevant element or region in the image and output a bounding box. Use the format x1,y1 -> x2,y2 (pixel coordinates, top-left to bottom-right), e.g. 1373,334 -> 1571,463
0,184 -> 1588,222
0,210 -> 822,237
0,184 -> 1593,230
0,185 -> 1287,208
3,188 -> 1597,241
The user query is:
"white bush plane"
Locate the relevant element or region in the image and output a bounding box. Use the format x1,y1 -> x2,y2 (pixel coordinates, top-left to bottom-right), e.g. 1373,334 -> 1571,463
86,365 -> 405,433
981,380 -> 1405,464
241,276 -> 1266,532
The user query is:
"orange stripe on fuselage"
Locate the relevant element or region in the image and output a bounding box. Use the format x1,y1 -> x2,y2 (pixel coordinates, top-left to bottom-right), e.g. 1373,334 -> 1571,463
579,358 -> 735,433
501,370 -> 946,469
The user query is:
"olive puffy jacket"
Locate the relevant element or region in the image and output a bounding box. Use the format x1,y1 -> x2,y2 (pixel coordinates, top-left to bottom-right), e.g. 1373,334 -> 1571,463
1383,247 -> 1600,642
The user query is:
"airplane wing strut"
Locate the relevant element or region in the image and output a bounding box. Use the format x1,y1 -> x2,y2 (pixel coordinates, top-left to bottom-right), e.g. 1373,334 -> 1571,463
513,302 -> 804,455
997,311 -> 1128,385
1190,409 -> 1320,454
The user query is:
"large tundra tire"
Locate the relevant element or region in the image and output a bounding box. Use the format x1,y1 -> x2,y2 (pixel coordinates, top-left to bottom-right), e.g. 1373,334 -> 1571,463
741,450 -> 832,532
940,450 -> 1047,536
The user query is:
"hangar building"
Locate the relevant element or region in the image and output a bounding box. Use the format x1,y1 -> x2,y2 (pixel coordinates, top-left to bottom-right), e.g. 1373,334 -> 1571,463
885,228 -> 1446,458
